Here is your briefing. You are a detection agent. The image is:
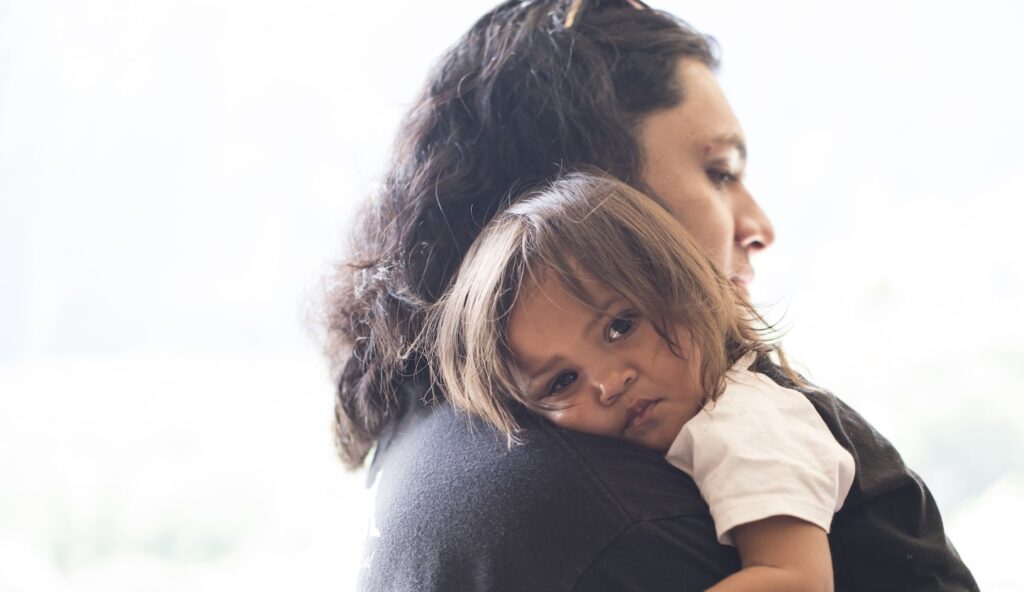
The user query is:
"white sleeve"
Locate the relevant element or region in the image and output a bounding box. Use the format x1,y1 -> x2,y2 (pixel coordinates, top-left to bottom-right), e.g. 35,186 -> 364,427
665,362 -> 855,546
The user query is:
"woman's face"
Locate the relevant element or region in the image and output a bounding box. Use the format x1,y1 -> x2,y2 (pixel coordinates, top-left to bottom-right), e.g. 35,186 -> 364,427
638,59 -> 775,297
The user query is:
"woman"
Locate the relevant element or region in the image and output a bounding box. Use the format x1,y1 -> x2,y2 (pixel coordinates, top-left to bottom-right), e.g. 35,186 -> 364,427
324,1 -> 977,590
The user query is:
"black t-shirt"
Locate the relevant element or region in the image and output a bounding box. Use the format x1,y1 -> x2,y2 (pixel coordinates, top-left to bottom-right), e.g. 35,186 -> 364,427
358,361 -> 978,591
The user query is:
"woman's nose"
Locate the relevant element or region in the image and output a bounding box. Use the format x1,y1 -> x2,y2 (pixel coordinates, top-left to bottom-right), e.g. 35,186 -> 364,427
734,187 -> 775,252
594,364 -> 637,405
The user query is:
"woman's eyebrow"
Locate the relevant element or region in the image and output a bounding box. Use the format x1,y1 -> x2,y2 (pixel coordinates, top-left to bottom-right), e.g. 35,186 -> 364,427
705,133 -> 747,162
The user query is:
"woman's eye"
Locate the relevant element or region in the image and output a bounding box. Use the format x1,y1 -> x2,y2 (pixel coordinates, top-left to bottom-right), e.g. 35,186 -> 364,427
607,315 -> 636,341
707,168 -> 737,187
548,371 -> 578,396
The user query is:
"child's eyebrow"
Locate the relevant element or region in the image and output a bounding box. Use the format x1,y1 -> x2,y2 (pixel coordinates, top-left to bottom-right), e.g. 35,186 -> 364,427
523,295 -> 622,382
579,295 -> 621,337
526,355 -> 566,387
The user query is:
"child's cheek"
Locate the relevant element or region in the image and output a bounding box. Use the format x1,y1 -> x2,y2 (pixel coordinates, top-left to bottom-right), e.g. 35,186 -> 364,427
545,406 -> 621,439
540,408 -> 574,431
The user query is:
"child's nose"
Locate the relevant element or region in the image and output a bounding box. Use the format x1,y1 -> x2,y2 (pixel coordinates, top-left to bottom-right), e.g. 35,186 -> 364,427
595,365 -> 637,405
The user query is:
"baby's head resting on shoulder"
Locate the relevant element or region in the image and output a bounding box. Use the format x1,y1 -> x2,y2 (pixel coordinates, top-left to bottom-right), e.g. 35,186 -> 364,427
429,172 -> 776,449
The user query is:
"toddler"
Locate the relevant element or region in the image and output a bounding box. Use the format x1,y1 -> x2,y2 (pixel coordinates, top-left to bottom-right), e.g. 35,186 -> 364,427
429,172 -> 854,591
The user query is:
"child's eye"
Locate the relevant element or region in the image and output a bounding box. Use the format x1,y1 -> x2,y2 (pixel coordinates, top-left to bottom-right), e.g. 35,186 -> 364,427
547,371 -> 578,396
607,314 -> 636,341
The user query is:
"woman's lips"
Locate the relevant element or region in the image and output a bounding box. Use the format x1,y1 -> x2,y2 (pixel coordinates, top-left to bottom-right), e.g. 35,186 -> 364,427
624,399 -> 658,431
729,269 -> 754,297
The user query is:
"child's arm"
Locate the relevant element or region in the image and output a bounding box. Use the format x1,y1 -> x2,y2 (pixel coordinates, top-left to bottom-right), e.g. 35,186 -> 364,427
707,516 -> 833,592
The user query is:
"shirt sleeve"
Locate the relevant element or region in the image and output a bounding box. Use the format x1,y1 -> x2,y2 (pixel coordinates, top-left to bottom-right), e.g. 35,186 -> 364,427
665,361 -> 856,546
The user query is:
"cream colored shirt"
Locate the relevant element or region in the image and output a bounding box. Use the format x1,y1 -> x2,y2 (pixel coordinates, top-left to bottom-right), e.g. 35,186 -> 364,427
665,354 -> 856,546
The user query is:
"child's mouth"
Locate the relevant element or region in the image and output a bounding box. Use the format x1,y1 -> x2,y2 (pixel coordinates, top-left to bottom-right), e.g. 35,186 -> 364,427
624,399 -> 658,430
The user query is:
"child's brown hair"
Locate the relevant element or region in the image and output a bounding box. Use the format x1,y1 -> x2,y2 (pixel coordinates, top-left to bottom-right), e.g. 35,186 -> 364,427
430,172 -> 794,444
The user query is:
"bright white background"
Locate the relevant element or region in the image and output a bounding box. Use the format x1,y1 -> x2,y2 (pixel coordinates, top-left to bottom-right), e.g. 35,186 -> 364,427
1,0 -> 1021,590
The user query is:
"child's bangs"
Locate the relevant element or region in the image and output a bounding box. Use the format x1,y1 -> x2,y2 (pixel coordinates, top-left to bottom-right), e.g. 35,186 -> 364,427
519,193 -> 694,347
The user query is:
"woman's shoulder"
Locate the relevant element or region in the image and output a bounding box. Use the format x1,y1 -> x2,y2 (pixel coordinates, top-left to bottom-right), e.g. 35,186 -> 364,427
751,357 -> 898,455
360,379 -> 736,591
752,358 -> 921,496
373,377 -> 711,518
370,394 -> 709,527
752,358 -> 979,591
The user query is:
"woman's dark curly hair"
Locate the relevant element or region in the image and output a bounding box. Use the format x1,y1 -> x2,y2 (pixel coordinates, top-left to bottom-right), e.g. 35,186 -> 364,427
323,0 -> 719,469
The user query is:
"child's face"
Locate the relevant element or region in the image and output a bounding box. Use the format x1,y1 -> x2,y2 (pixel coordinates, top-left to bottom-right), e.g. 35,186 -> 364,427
507,272 -> 705,453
